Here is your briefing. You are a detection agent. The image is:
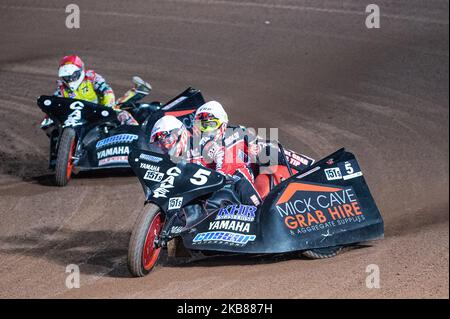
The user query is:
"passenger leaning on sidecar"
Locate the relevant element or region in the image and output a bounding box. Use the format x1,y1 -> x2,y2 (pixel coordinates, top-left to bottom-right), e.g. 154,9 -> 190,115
149,105 -> 262,207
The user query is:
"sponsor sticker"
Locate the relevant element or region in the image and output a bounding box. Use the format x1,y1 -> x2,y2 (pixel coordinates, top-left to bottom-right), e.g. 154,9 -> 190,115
153,167 -> 181,198
96,134 -> 138,149
192,231 -> 256,246
216,205 -> 257,222
98,156 -> 128,166
97,146 -> 130,160
143,170 -> 164,182
168,197 -> 183,210
284,150 -> 314,167
139,153 -> 163,163
324,167 -> 342,181
209,220 -> 251,233
275,182 -> 367,236
140,163 -> 160,171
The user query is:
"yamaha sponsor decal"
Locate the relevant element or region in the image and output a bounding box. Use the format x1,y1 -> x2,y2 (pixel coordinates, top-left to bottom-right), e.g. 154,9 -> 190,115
192,231 -> 256,246
97,146 -> 129,160
209,220 -> 251,233
96,134 -> 138,148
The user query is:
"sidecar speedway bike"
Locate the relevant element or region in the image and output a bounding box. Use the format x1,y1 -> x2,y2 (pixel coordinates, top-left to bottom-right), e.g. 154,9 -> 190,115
126,143 -> 384,277
36,85 -> 205,186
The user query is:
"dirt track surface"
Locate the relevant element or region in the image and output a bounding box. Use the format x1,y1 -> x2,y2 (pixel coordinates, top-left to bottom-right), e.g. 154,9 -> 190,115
0,0 -> 448,298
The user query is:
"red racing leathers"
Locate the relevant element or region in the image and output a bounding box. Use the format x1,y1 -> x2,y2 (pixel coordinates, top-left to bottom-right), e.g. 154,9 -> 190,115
188,125 -> 262,206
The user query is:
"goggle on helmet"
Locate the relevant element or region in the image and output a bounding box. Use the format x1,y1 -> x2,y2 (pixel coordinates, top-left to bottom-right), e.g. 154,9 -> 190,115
61,69 -> 83,85
195,112 -> 222,133
150,128 -> 182,150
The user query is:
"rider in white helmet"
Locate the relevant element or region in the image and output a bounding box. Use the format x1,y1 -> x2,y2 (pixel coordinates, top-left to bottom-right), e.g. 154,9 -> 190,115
150,115 -> 189,158
150,103 -> 262,206
41,55 -> 138,129
193,101 -> 228,139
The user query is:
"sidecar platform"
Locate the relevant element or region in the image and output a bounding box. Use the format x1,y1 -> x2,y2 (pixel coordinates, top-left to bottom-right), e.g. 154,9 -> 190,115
180,148 -> 384,254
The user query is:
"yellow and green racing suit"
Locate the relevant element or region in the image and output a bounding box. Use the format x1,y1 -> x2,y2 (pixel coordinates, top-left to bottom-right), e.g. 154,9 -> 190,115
54,69 -> 116,107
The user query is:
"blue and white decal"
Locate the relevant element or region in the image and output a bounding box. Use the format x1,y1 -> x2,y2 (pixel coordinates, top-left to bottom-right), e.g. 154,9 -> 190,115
193,231 -> 256,246
96,134 -> 138,149
139,153 -> 163,163
216,205 -> 257,222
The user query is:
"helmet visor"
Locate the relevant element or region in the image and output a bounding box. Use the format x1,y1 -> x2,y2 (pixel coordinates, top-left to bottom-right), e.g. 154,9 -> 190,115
195,113 -> 221,132
150,129 -> 180,150
61,70 -> 82,84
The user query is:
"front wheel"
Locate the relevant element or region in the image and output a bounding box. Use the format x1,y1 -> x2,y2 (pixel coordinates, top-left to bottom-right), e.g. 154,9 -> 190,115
302,246 -> 344,259
54,128 -> 76,186
127,204 -> 164,277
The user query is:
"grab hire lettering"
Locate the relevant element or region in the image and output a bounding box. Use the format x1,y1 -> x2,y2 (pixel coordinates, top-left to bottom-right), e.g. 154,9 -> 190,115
153,167 -> 181,198
97,146 -> 129,160
276,188 -> 366,230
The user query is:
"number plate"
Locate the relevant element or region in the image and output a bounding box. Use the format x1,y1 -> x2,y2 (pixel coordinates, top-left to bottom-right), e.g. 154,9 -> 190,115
143,170 -> 164,182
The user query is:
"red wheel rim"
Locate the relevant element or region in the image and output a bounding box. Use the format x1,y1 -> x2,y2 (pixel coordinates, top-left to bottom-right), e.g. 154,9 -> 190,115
66,139 -> 76,181
142,212 -> 163,270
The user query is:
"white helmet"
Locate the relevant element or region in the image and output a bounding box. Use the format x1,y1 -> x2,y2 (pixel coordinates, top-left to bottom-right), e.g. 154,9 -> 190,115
58,55 -> 85,91
195,101 -> 228,133
150,115 -> 188,154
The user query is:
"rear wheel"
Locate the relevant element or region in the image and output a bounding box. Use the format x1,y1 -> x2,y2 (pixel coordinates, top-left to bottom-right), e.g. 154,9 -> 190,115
128,204 -> 164,277
302,246 -> 344,259
54,128 -> 76,186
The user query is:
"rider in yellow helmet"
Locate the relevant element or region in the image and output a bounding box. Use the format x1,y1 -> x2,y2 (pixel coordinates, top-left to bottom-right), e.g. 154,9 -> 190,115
193,101 -> 262,206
